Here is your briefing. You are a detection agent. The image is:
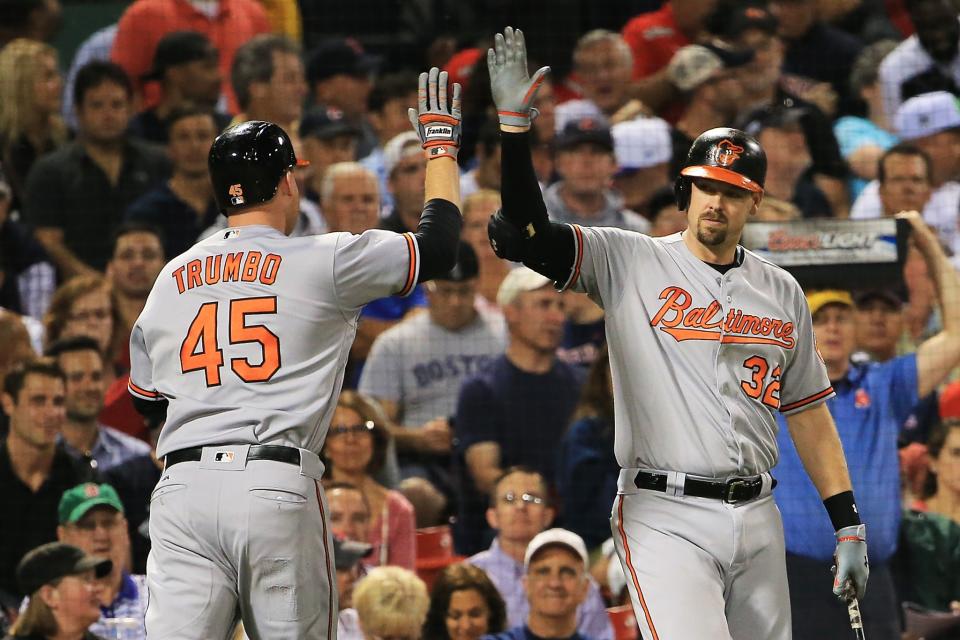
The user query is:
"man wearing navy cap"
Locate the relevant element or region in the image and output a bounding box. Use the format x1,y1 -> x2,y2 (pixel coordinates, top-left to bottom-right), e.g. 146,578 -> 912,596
299,108 -> 362,206
544,118 -> 650,234
307,38 -> 381,158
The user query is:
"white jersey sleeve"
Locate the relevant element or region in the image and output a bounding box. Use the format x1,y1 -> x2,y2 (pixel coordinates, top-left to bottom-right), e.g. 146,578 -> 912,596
127,323 -> 161,402
778,282 -> 835,415
562,224 -> 655,311
333,229 -> 420,311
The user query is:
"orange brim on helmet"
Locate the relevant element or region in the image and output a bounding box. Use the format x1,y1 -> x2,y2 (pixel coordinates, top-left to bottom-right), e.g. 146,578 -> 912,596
681,165 -> 764,194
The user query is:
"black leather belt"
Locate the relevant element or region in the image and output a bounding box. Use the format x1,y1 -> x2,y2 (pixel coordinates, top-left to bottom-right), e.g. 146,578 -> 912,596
164,444 -> 301,469
634,470 -> 774,504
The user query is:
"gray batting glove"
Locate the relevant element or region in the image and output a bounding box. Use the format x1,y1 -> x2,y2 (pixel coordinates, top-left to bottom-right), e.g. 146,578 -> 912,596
487,26 -> 550,128
832,524 -> 869,600
407,67 -> 462,160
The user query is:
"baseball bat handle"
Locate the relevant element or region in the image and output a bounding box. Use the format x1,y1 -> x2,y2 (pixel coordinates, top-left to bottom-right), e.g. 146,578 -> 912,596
847,596 -> 866,640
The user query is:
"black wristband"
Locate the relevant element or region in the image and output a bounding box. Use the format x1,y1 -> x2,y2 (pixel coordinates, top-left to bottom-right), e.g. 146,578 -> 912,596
823,490 -> 861,531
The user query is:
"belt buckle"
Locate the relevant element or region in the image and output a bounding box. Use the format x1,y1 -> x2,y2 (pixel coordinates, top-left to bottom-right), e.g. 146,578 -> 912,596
723,477 -> 758,504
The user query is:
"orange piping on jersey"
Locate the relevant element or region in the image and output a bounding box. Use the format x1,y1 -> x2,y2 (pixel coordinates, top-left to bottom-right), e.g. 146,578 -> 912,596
616,495 -> 660,640
570,224 -> 584,289
128,380 -> 159,399
398,233 -> 418,297
314,481 -> 336,640
779,386 -> 835,413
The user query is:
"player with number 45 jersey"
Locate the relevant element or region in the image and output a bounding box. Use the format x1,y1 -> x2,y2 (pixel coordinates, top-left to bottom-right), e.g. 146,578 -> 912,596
127,67 -> 462,640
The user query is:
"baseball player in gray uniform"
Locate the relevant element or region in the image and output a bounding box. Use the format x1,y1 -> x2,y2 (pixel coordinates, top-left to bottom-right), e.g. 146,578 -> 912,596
127,68 -> 463,639
484,27 -> 869,640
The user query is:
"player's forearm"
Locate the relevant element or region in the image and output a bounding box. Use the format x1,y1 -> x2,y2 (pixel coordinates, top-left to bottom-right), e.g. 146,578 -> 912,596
500,131 -> 549,229
423,155 -> 460,209
786,404 -> 854,501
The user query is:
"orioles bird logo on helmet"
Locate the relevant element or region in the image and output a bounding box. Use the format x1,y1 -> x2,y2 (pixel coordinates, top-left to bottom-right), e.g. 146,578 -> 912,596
713,140 -> 744,167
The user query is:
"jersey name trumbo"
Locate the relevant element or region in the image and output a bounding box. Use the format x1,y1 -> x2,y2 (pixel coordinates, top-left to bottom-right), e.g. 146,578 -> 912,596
171,251 -> 283,294
650,285 -> 796,348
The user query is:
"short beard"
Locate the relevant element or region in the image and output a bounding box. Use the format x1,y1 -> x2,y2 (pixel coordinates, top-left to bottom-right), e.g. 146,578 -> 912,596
696,223 -> 728,247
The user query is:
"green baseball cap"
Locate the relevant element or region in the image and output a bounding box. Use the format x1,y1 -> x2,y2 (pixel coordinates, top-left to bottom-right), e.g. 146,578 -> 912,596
58,483 -> 124,524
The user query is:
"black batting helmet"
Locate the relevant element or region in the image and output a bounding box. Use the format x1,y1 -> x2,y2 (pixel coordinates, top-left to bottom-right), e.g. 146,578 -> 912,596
674,127 -> 766,210
208,121 -> 309,214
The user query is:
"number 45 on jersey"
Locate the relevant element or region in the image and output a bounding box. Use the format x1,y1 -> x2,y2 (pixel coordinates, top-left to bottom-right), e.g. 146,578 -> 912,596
180,296 -> 280,386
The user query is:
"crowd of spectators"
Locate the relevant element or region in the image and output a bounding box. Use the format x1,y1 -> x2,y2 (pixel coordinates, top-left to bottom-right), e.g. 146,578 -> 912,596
3,0 -> 960,638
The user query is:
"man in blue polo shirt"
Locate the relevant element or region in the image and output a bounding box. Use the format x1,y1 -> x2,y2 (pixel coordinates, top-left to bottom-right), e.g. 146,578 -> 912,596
774,211 -> 960,640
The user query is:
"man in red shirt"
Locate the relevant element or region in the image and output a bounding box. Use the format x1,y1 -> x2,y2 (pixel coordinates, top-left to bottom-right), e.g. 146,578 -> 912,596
621,0 -> 718,119
111,0 -> 270,114
622,0 -> 717,79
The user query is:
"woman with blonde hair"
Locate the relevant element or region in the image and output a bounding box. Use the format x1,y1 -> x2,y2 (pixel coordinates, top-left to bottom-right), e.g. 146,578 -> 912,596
0,38 -> 66,202
353,566 -> 430,640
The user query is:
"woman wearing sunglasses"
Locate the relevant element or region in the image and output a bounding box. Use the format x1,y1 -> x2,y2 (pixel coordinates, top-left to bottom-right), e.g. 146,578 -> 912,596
323,391 -> 416,569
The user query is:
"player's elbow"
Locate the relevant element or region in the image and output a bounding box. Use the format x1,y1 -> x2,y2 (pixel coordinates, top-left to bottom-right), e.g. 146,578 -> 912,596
414,198 -> 462,281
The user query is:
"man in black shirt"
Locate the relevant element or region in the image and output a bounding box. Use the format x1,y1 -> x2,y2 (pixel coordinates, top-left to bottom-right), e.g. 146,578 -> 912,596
125,107 -> 220,258
23,61 -> 169,276
0,360 -> 96,615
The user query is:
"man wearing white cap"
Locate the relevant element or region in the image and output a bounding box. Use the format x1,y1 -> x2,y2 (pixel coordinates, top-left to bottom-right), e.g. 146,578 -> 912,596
455,268 -> 581,555
851,91 -> 960,258
611,118 -> 673,215
482,528 -> 595,640
381,131 -> 428,234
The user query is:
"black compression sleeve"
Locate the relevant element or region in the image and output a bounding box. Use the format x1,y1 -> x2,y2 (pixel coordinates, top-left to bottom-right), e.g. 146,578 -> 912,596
823,490 -> 862,530
523,222 -> 576,284
414,198 -> 463,282
500,131 -> 549,229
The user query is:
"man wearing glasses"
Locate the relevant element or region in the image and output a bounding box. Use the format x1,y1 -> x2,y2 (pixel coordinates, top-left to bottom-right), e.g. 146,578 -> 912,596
467,467 -> 613,640
54,482 -> 148,638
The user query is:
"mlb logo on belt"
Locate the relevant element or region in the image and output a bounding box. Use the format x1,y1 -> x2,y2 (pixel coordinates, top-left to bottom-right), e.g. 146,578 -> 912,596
215,451 -> 235,463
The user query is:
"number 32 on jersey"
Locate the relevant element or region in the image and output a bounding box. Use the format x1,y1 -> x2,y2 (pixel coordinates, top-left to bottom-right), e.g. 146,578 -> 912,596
740,355 -> 781,409
180,296 -> 280,386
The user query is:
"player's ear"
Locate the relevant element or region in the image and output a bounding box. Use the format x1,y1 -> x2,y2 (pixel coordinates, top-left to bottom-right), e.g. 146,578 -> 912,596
750,193 -> 762,216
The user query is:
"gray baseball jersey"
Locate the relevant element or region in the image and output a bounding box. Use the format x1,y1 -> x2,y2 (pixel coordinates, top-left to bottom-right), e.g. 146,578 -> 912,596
129,225 -> 420,458
564,227 -> 834,477
563,226 -> 834,640
129,224 -> 419,640
564,225 -> 833,640
357,310 -> 506,427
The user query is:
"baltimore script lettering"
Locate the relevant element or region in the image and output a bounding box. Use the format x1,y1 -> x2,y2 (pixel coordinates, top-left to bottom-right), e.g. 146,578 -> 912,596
649,286 -> 796,348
